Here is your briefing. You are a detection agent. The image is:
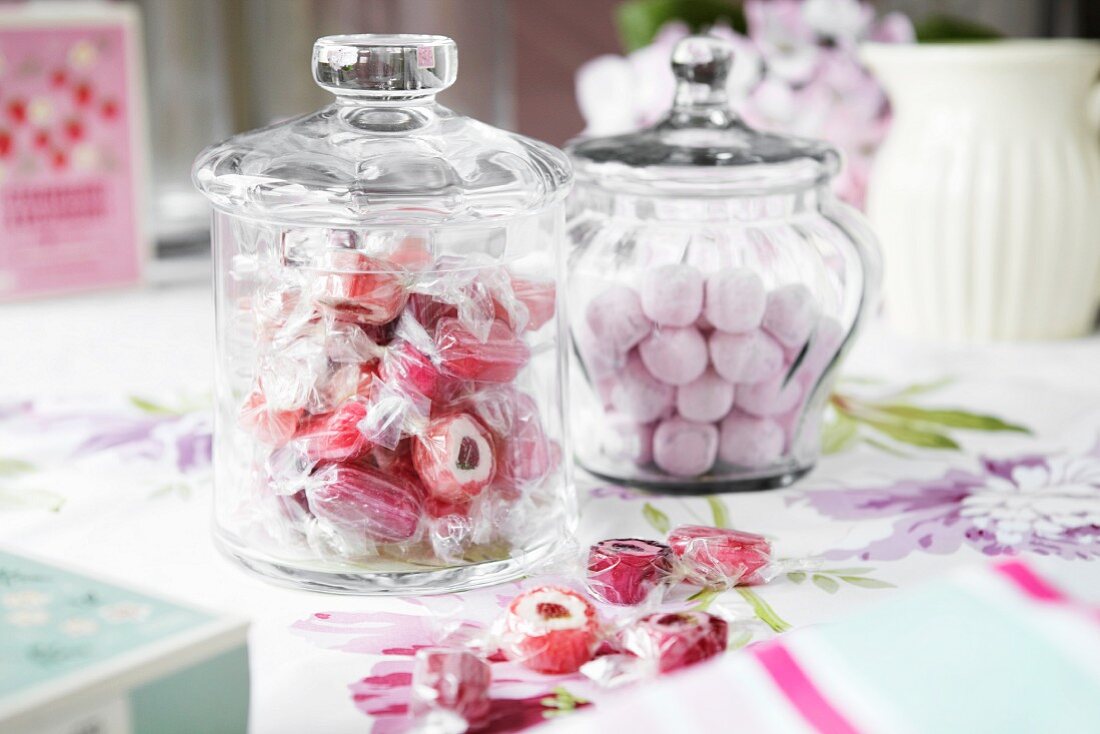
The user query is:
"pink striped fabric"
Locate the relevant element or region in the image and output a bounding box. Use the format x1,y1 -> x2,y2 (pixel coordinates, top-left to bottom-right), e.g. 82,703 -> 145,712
994,559 -> 1069,603
751,642 -> 862,734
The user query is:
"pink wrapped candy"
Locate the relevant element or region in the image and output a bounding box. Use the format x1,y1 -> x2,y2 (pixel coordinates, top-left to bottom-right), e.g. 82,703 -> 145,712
719,410 -> 785,467
585,285 -> 652,354
619,611 -> 728,672
506,275 -> 557,332
294,400 -> 372,462
413,413 -> 497,504
668,524 -> 772,587
470,387 -> 557,487
378,341 -> 441,400
410,648 -> 492,729
436,317 -> 530,383
501,585 -> 600,674
652,418 -> 719,478
638,326 -> 708,386
676,369 -> 735,423
305,463 -> 424,543
639,264 -> 704,327
609,352 -> 675,423
313,251 -> 409,325
704,268 -> 766,334
708,329 -> 784,384
762,283 -> 820,350
239,390 -> 301,446
587,538 -> 672,606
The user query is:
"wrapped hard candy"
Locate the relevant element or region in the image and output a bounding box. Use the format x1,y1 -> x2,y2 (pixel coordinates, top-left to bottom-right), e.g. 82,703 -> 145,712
708,329 -> 784,385
704,268 -> 766,334
378,340 -> 441,401
312,250 -> 409,325
293,400 -> 372,462
305,463 -> 424,543
668,524 -> 772,587
587,538 -> 673,606
652,418 -> 719,478
676,369 -> 735,423
410,648 -> 492,730
736,373 -> 803,417
471,389 -> 556,487
413,413 -> 497,504
239,390 -> 301,446
638,326 -> 708,386
640,264 -> 704,327
609,352 -> 676,423
503,275 -> 557,332
436,317 -> 530,384
500,585 -> 601,674
762,283 -> 820,350
719,411 -> 785,467
585,285 -> 652,354
619,611 -> 728,672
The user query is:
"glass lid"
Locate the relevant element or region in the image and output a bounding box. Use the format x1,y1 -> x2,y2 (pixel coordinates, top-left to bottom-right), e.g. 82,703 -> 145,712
192,35 -> 572,227
567,35 -> 839,197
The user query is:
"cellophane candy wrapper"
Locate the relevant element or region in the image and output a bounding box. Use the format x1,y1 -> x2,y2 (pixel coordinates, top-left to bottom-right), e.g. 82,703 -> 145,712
667,524 -> 776,588
585,538 -> 674,606
409,647 -> 492,734
497,585 -> 602,674
220,228 -> 571,580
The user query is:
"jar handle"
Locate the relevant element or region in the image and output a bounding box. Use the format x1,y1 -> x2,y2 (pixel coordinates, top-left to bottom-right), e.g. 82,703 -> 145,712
1088,78 -> 1100,131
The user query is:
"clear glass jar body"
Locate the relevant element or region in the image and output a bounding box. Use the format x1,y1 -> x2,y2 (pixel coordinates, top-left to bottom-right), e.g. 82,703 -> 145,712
567,183 -> 879,492
212,208 -> 574,593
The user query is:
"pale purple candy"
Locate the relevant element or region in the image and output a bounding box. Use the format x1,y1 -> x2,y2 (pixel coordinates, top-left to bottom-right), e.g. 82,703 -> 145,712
719,411 -> 785,467
799,316 -> 845,379
704,268 -> 766,334
762,283 -> 820,349
638,326 -> 708,386
586,285 -> 653,353
677,369 -> 736,423
737,372 -> 804,417
609,352 -> 676,423
639,264 -> 704,327
601,415 -> 655,466
707,329 -> 784,384
653,417 -> 719,477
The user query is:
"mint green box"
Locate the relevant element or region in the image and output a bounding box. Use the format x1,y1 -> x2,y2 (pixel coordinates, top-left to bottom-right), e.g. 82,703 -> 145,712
0,549 -> 249,734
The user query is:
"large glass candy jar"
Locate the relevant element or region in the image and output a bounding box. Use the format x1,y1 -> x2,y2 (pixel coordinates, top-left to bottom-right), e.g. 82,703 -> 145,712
193,35 -> 574,593
567,36 -> 880,493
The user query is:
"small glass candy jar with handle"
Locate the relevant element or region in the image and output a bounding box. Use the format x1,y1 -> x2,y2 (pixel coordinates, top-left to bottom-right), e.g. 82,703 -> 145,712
193,35 -> 574,593
567,35 -> 880,493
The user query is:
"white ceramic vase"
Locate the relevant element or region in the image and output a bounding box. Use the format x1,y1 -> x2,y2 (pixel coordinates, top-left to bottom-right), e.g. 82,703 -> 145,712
862,40 -> 1100,341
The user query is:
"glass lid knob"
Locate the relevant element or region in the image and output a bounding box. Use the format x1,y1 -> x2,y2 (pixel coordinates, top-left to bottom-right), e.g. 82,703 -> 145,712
312,34 -> 458,98
666,35 -> 737,128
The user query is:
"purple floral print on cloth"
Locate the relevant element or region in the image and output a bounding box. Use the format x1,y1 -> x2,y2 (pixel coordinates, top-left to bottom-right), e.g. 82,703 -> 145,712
290,586 -> 596,733
797,443 -> 1100,561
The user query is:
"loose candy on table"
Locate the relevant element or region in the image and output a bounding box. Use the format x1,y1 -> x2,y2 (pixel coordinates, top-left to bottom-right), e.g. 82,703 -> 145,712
413,413 -> 497,504
668,524 -> 772,587
736,372 -> 804,418
618,611 -> 729,673
707,329 -> 784,385
703,268 -> 766,334
639,264 -> 705,327
410,648 -> 492,730
718,410 -> 785,468
305,463 -> 424,543
652,418 -> 719,478
609,352 -> 676,423
676,368 -> 736,423
436,317 -> 530,384
585,285 -> 653,354
637,326 -> 708,386
587,538 -> 673,606
762,283 -> 820,350
500,585 -> 601,674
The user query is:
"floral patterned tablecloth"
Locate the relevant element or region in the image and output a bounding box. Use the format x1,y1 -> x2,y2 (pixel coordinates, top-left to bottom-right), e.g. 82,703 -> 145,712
2,285 -> 1099,733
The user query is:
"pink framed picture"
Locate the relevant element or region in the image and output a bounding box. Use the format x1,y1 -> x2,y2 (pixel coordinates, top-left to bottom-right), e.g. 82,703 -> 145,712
0,2 -> 147,301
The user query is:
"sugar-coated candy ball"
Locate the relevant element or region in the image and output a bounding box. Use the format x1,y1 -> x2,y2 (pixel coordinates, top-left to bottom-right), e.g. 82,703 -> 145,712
638,326 -> 708,386
587,538 -> 673,606
719,410 -> 784,467
585,285 -> 652,353
609,352 -> 676,423
668,524 -> 772,586
410,648 -> 492,729
704,268 -> 766,334
653,417 -> 719,477
708,329 -> 784,384
736,373 -> 803,417
619,611 -> 729,672
501,586 -> 600,674
305,463 -> 424,543
413,413 -> 497,503
600,415 -> 655,466
677,369 -> 736,423
762,283 -> 820,350
640,264 -> 704,327
798,316 -> 845,380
